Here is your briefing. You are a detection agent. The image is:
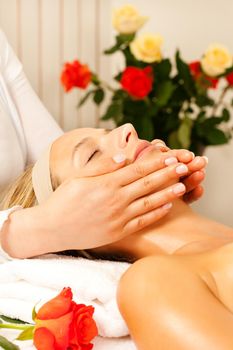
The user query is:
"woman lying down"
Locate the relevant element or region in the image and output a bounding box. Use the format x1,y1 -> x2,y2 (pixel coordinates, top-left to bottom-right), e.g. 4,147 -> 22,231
3,123 -> 233,350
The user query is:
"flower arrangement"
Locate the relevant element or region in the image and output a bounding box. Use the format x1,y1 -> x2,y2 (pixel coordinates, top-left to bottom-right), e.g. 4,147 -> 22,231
61,4 -> 233,154
0,287 -> 98,350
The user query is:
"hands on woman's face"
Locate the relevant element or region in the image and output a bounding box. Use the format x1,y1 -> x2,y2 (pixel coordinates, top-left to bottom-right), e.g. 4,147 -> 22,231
39,123 -> 207,251
151,139 -> 206,203
50,123 -> 206,200
1,124 -> 206,258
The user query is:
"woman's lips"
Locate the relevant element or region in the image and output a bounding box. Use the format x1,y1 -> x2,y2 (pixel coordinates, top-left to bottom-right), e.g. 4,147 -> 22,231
134,141 -> 154,161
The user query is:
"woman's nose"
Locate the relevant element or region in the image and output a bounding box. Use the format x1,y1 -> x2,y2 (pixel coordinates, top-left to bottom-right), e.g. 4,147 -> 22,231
119,123 -> 138,148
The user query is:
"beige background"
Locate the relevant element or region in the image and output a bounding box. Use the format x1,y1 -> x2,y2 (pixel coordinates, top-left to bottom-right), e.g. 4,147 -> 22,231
0,0 -> 233,226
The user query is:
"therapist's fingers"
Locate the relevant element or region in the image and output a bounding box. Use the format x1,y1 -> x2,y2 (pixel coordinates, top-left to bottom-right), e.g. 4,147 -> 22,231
185,156 -> 207,173
110,151 -> 177,186
170,149 -> 194,164
183,185 -> 204,204
122,162 -> 188,203
122,204 -> 172,236
182,170 -> 205,193
122,183 -> 186,235
151,139 -> 170,152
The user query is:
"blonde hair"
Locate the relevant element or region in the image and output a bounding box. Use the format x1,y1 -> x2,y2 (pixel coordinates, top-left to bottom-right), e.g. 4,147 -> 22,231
2,165 -> 36,210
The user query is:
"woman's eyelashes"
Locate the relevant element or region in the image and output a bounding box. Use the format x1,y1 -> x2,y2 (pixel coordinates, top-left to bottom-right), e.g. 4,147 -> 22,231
87,150 -> 99,163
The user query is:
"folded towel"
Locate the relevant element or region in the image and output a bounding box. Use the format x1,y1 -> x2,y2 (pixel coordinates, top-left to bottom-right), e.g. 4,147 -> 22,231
0,254 -> 131,338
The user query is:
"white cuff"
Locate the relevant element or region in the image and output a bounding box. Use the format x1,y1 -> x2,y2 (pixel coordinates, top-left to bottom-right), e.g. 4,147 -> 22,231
0,206 -> 22,261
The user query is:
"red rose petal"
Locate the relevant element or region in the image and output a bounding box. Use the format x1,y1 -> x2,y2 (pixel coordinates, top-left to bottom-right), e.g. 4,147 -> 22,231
34,327 -> 57,350
37,287 -> 73,320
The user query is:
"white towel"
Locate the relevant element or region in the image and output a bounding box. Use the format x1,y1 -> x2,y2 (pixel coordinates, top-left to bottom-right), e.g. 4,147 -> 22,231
0,254 -> 131,338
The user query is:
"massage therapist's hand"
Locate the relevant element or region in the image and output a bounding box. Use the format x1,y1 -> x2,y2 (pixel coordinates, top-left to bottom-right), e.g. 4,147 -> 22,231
152,139 -> 206,204
1,151 -> 193,258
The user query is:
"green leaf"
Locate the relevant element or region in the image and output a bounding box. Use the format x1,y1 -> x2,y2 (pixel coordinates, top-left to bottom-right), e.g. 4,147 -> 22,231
220,65 -> 233,77
156,81 -> 175,107
154,59 -> 172,80
114,72 -> 122,82
101,103 -> 122,122
222,108 -> 230,122
177,117 -> 193,149
176,50 -> 195,96
0,336 -> 20,350
91,74 -> 100,86
93,89 -> 105,105
104,43 -> 121,55
168,131 -> 182,149
31,306 -> 37,322
117,33 -> 135,43
0,316 -> 27,325
196,94 -> 214,107
205,128 -> 229,145
78,90 -> 95,107
16,326 -> 34,341
196,111 -> 206,123
104,34 -> 135,55
140,117 -> 154,140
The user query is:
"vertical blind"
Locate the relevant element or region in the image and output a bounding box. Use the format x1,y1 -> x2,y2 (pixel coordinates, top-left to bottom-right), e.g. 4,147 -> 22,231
0,0 -> 113,131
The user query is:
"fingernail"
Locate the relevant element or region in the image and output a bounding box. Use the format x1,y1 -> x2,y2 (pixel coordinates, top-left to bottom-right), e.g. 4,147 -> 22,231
162,202 -> 173,210
203,156 -> 209,164
191,152 -> 195,159
173,183 -> 186,195
165,157 -> 178,166
175,164 -> 188,175
113,154 -> 126,163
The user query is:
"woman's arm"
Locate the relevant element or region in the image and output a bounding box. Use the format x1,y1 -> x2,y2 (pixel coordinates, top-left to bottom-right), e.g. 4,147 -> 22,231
0,30 -> 63,164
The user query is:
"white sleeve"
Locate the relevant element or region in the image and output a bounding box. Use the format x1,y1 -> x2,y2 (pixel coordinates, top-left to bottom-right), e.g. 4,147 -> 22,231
0,30 -> 64,164
0,207 -> 22,262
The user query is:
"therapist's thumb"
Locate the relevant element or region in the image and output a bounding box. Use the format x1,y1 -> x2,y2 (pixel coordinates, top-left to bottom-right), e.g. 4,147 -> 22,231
106,153 -> 127,172
105,153 -> 126,172
93,154 -> 127,176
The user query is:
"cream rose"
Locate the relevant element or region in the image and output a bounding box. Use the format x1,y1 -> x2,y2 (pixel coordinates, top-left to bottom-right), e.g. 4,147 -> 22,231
130,33 -> 163,63
112,4 -> 147,34
201,44 -> 233,77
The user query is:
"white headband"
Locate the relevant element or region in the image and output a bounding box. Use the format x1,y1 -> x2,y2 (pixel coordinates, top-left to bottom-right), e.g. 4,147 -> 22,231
32,145 -> 54,204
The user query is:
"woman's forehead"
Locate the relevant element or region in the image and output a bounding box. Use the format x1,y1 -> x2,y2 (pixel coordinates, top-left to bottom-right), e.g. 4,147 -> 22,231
66,127 -> 102,140
59,127 -> 103,143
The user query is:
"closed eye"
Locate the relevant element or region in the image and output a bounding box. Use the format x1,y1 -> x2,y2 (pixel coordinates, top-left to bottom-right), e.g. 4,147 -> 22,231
87,150 -> 99,163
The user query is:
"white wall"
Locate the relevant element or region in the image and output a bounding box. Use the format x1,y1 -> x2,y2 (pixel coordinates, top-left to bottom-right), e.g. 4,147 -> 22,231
0,0 -> 233,226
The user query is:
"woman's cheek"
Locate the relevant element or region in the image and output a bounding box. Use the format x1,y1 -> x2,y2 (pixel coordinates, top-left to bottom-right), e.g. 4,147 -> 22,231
84,157 -> 119,177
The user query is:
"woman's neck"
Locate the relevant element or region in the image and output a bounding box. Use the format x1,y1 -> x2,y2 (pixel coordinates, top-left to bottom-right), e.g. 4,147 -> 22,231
92,200 -> 233,260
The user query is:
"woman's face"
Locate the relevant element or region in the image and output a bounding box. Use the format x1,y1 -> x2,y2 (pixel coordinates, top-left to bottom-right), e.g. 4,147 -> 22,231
50,123 -> 157,185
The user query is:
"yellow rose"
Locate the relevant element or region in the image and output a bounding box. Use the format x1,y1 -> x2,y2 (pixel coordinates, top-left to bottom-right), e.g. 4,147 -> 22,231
130,33 -> 163,63
112,4 -> 147,34
201,44 -> 233,77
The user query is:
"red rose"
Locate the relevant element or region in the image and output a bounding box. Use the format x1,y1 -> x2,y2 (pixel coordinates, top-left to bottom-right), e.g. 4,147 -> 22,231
226,71 -> 233,85
120,66 -> 153,99
189,61 -> 201,79
189,60 -> 218,89
34,287 -> 98,350
69,304 -> 98,350
61,60 -> 92,92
